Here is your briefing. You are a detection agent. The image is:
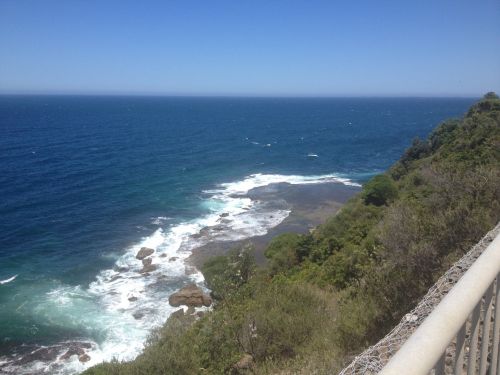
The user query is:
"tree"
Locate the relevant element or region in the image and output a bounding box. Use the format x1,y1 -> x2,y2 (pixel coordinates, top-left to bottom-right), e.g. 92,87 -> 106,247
401,137 -> 431,166
201,245 -> 256,300
362,174 -> 398,206
483,92 -> 499,100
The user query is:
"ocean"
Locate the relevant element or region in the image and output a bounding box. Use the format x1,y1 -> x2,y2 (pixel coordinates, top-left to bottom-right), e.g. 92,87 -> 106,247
0,96 -> 474,374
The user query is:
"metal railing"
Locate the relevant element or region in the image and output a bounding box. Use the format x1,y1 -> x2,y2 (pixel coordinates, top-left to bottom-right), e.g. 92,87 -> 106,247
379,233 -> 500,375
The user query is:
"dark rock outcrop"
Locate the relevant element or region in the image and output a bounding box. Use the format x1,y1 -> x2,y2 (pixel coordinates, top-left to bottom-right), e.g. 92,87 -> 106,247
168,284 -> 212,307
133,312 -> 144,320
16,347 -> 60,365
140,264 -> 158,274
79,353 -> 91,363
136,247 -> 154,260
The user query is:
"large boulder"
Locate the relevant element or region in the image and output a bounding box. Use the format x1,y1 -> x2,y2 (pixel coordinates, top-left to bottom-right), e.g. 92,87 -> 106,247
132,312 -> 144,320
136,247 -> 154,260
168,284 -> 212,307
140,264 -> 158,274
60,346 -> 85,360
78,354 -> 91,363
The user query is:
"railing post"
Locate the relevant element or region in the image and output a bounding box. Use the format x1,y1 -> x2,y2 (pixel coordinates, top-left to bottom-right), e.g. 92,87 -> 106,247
435,351 -> 446,375
378,233 -> 500,375
467,302 -> 482,375
455,323 -> 467,375
478,283 -> 494,375
490,274 -> 500,375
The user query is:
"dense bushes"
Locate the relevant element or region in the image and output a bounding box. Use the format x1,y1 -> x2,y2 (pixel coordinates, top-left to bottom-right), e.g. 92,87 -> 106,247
84,94 -> 500,374
201,245 -> 256,301
362,174 -> 398,206
85,276 -> 339,375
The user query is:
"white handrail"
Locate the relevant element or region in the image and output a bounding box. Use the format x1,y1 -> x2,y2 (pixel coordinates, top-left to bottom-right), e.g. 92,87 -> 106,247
379,233 -> 500,375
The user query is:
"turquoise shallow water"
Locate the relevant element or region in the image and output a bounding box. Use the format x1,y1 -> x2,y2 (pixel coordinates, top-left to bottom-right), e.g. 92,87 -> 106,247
0,96 -> 475,373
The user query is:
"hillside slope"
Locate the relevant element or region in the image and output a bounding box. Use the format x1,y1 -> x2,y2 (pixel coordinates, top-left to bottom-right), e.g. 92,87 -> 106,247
85,93 -> 500,374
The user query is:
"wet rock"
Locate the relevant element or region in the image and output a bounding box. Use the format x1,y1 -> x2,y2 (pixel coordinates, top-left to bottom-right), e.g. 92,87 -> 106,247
136,247 -> 154,260
16,347 -> 61,365
9,342 -> 92,367
140,264 -> 158,274
185,266 -> 197,275
128,296 -> 138,302
169,284 -> 212,308
142,258 -> 153,266
160,253 -> 168,258
110,275 -> 122,282
114,266 -> 129,273
220,213 -> 229,217
169,257 -> 179,262
133,312 -> 144,320
79,353 -> 91,363
186,306 -> 195,315
60,346 -> 85,360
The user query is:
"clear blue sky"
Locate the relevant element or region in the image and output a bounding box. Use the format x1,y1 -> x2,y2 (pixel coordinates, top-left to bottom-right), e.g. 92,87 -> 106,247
1,0 -> 499,96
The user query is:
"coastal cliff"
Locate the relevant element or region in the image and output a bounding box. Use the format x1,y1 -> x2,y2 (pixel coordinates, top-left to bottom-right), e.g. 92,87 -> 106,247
84,93 -> 500,375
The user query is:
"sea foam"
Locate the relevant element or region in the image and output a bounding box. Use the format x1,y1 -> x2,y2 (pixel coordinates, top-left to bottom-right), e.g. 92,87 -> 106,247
0,173 -> 357,375
0,275 -> 17,284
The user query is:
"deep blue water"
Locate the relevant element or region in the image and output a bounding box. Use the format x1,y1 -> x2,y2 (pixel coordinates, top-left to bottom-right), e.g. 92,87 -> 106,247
0,96 -> 474,373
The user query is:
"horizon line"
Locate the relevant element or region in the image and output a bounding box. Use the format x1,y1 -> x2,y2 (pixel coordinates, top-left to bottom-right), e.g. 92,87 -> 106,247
0,91 -> 484,99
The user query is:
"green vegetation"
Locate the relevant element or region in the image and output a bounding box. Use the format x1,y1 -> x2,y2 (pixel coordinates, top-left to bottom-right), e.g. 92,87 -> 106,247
361,174 -> 398,206
84,94 -> 500,374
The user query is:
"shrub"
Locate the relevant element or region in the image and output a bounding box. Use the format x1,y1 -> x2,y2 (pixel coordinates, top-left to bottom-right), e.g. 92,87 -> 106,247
202,245 -> 256,301
84,94 -> 500,375
236,280 -> 338,362
362,174 -> 398,206
484,91 -> 499,100
401,137 -> 431,166
264,233 -> 305,274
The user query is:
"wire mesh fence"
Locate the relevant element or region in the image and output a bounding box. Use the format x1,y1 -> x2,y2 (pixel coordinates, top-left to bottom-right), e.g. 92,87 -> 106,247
338,223 -> 500,375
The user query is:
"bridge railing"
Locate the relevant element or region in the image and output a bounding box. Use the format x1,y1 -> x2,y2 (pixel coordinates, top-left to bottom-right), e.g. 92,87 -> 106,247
380,233 -> 500,375
339,224 -> 500,375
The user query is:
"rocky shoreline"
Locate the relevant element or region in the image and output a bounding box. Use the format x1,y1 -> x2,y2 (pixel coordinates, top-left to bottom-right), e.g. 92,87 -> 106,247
0,181 -> 359,374
188,181 -> 360,269
156,181 -> 360,373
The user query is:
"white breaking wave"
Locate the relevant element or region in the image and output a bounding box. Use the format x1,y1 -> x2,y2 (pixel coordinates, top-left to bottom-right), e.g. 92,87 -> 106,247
150,216 -> 170,225
206,173 -> 360,197
2,172 -> 358,375
0,275 -> 17,284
